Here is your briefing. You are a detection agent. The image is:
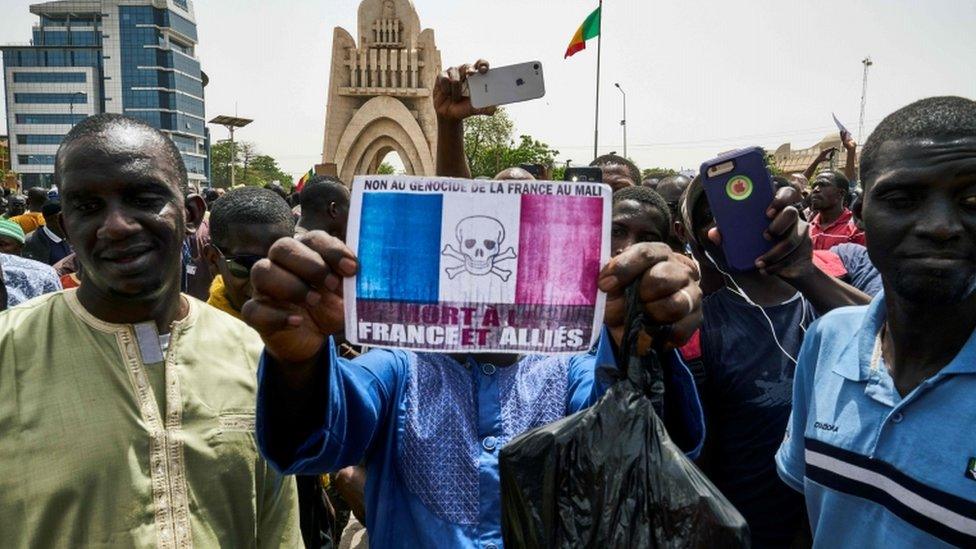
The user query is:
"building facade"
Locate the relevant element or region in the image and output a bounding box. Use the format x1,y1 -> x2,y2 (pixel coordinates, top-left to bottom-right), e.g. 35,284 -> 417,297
768,134 -> 859,178
2,0 -> 207,189
321,0 -> 442,183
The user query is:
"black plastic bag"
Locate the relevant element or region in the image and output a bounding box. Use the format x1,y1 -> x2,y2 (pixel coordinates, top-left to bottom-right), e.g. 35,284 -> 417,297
499,285 -> 750,548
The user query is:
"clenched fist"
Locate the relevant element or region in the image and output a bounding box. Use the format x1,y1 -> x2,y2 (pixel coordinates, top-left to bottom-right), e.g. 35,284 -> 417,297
243,231 -> 358,365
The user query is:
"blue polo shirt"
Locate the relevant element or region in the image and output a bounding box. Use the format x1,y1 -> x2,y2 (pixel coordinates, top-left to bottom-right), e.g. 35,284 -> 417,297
776,293 -> 976,548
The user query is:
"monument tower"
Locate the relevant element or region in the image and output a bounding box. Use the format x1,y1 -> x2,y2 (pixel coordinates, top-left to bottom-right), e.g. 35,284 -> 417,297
320,0 -> 441,182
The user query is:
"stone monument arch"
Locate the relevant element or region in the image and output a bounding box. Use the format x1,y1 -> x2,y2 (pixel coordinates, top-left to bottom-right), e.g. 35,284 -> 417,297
321,0 -> 442,183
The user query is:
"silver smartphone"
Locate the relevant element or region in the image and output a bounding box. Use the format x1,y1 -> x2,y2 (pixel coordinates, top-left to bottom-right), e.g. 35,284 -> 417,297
467,61 -> 546,109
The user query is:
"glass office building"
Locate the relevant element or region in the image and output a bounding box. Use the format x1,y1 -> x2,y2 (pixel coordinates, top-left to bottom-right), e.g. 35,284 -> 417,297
2,0 -> 208,189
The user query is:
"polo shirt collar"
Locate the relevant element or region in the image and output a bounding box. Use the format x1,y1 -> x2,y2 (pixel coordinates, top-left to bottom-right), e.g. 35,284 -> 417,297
836,291 -> 976,380
832,292 -> 887,382
939,320 -> 976,375
42,225 -> 63,243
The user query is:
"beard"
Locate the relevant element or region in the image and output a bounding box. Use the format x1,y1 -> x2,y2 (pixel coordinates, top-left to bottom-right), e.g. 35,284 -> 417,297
887,265 -> 976,306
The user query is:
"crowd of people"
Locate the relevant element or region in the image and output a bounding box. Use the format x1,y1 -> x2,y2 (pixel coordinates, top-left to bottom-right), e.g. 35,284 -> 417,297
0,57 -> 974,549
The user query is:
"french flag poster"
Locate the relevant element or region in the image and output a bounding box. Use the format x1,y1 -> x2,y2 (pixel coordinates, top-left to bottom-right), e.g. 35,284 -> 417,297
344,175 -> 611,354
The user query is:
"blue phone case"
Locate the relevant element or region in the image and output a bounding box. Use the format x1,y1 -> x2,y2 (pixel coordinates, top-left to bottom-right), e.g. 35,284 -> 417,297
699,147 -> 774,271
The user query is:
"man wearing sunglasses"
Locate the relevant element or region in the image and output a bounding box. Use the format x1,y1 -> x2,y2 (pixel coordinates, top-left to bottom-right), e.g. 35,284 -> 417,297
205,186 -> 296,318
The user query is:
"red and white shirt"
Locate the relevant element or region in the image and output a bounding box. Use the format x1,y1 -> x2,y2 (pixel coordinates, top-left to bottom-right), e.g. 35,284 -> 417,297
809,209 -> 865,251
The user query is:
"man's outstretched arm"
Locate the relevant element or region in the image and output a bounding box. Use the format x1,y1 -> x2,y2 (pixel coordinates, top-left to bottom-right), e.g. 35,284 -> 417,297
434,60 -> 496,178
245,232 -> 400,473
842,132 -> 858,183
708,187 -> 871,315
803,147 -> 835,180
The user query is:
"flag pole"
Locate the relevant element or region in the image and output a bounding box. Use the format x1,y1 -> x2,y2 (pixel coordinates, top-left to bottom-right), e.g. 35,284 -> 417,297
593,0 -> 602,161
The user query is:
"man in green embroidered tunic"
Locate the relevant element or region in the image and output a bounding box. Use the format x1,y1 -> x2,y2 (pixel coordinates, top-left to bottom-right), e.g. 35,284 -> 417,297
0,114 -> 302,548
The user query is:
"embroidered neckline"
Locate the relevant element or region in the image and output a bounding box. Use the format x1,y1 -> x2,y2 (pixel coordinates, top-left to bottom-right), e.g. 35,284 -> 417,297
63,289 -> 198,335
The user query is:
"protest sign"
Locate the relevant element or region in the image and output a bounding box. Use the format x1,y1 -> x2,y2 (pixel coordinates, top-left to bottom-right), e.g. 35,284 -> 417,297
344,175 -> 611,354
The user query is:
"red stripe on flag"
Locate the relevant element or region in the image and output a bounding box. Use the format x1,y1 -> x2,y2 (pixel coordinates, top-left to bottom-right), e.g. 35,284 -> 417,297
565,40 -> 586,58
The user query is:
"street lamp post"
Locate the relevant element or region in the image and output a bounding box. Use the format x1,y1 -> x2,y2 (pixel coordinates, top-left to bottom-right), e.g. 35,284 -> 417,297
69,92 -> 85,116
614,83 -> 627,159
858,57 -> 873,144
209,115 -> 253,187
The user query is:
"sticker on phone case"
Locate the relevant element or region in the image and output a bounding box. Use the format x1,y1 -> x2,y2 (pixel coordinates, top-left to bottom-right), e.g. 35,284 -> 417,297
726,175 -> 753,201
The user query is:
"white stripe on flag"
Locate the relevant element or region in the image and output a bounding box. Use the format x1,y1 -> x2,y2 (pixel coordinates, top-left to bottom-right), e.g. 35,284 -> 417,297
805,449 -> 976,536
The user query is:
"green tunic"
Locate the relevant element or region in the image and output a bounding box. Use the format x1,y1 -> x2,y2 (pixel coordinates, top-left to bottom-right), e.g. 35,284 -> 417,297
0,290 -> 302,548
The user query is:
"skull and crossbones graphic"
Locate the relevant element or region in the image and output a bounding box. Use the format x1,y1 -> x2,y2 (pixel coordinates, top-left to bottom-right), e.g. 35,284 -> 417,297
441,215 -> 517,281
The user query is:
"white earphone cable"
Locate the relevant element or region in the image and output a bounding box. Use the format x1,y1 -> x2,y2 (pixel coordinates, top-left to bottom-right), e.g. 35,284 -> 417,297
703,250 -> 806,365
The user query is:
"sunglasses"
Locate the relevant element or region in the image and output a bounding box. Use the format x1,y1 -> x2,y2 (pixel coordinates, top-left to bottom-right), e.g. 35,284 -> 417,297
214,246 -> 263,279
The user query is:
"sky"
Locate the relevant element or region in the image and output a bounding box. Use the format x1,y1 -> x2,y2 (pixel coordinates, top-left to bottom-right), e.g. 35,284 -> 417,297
2,0 -> 975,180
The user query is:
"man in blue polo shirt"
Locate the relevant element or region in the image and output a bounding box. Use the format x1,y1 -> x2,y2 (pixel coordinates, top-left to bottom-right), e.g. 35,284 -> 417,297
776,96 -> 976,547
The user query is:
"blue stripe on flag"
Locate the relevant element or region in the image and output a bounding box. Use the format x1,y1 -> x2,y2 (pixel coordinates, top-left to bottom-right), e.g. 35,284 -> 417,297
357,192 -> 442,302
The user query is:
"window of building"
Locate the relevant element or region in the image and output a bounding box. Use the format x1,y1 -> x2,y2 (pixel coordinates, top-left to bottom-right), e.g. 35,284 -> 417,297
175,93 -> 205,117
175,72 -> 203,97
21,173 -> 55,189
175,113 -> 205,136
169,51 -> 201,76
40,30 -> 70,46
166,12 -> 198,41
18,155 -> 57,165
15,113 -> 86,124
16,134 -> 66,145
14,92 -> 87,104
13,71 -> 87,83
170,134 -> 199,153
182,153 -> 206,175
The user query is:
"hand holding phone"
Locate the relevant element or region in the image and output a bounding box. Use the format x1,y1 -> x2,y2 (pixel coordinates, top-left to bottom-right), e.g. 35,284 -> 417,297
433,60 -> 496,122
467,61 -> 546,109
699,147 -> 775,271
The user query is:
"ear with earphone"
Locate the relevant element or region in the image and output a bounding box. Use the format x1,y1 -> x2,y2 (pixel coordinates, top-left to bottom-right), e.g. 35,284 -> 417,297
702,248 -> 806,366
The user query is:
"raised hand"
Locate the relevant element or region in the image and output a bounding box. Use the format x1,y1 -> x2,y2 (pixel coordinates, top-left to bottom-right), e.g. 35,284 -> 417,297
433,60 -> 497,122
841,131 -> 858,151
242,231 -> 358,365
707,186 -> 812,280
599,242 -> 703,349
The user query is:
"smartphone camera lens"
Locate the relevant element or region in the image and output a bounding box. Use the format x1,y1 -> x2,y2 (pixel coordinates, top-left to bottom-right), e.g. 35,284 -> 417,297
533,63 -> 540,70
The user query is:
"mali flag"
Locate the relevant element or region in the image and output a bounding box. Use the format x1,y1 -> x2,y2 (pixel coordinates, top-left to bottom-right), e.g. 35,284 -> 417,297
295,167 -> 314,193
564,5 -> 601,58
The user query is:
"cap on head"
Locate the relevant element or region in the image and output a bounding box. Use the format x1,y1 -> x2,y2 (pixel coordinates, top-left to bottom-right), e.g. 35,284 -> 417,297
861,96 -> 976,186
0,218 -> 26,244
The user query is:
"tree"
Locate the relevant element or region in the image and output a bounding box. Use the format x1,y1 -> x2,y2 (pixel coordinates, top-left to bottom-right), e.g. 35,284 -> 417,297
247,154 -> 294,190
210,140 -> 233,187
209,140 -> 292,189
641,167 -> 678,180
236,142 -> 257,182
764,151 -> 785,177
463,108 -> 558,178
377,162 -> 395,175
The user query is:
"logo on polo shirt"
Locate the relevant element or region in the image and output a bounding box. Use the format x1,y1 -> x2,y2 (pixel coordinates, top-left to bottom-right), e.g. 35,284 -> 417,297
966,457 -> 976,481
726,175 -> 753,201
814,421 -> 839,433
